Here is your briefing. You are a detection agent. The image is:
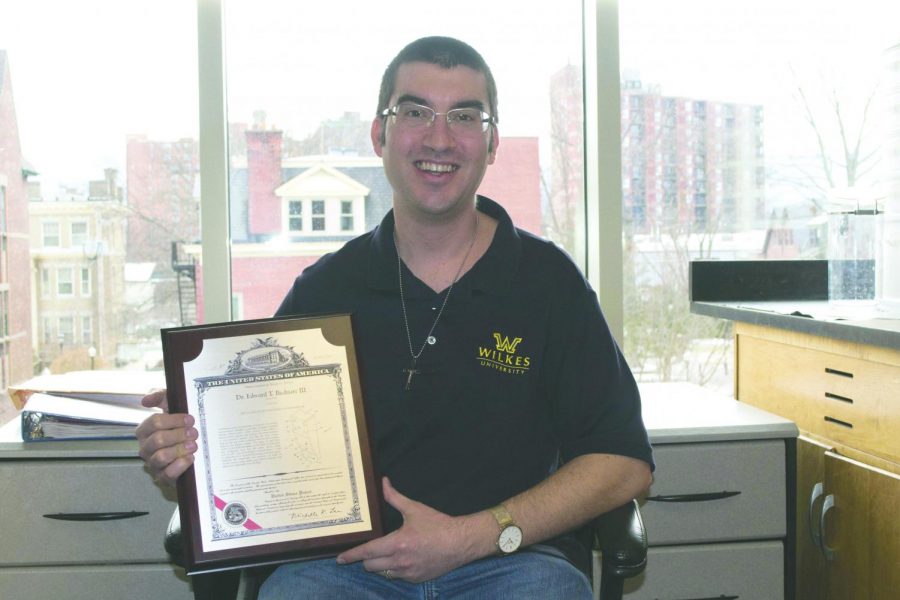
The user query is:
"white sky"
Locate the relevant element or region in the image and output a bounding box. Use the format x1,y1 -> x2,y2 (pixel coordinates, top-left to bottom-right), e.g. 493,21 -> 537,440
1,0 -> 898,201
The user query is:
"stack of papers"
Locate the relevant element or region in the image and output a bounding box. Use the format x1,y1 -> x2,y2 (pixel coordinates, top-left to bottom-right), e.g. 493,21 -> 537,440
8,370 -> 165,442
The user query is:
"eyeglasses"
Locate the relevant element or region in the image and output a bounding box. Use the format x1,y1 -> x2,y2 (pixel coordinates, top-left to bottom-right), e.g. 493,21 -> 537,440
381,101 -> 496,134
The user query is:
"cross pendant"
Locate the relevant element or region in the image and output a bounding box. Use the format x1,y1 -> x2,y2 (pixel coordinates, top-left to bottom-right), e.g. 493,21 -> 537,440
403,362 -> 421,391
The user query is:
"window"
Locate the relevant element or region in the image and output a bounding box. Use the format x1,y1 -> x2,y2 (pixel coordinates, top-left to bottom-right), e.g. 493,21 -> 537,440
3,0 -> 198,375
82,316 -> 92,344
42,317 -> 54,345
57,268 -> 73,296
288,200 -> 303,231
619,0 -> 900,392
341,200 -> 353,232
71,222 -> 88,247
222,0 -> 584,321
42,222 -> 60,247
81,267 -> 92,296
58,316 -> 74,346
311,200 -> 326,232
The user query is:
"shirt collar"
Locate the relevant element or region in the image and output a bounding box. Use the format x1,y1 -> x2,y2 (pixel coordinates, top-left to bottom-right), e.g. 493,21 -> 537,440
365,195 -> 522,297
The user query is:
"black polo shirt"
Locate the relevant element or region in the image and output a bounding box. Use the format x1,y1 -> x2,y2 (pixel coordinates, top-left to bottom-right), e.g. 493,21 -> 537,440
275,196 -> 653,574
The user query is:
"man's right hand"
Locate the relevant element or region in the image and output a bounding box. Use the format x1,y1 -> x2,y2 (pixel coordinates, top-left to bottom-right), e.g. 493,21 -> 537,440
136,389 -> 198,486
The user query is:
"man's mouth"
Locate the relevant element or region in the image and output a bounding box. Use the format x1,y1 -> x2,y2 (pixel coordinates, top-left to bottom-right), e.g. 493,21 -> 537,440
415,160 -> 458,174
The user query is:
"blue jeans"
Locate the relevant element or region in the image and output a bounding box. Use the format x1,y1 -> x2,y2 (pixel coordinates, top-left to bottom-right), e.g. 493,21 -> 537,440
258,547 -> 592,599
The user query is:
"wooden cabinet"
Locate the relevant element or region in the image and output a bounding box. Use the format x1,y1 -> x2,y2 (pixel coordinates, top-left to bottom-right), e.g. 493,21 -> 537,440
735,323 -> 900,600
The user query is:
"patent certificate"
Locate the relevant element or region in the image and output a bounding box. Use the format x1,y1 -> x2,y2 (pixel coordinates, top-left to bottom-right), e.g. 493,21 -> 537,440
162,314 -> 381,573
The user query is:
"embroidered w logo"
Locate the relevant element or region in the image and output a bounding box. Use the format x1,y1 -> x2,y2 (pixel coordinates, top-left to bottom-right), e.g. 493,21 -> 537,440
493,333 -> 523,354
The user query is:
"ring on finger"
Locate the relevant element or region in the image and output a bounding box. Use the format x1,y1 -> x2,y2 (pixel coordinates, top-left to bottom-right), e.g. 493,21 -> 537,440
380,569 -> 395,580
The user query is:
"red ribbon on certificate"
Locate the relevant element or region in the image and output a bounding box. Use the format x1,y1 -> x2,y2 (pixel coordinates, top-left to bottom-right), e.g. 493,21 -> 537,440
214,494 -> 262,530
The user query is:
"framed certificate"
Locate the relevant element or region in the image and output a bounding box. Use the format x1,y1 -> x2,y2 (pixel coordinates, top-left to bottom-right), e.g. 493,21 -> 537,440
161,313 -> 382,574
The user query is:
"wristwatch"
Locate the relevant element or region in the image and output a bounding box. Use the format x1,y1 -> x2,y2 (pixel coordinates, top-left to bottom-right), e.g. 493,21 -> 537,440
489,503 -> 523,555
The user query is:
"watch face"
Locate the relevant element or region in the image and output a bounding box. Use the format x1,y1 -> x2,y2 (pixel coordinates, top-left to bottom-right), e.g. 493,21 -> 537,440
498,525 -> 523,554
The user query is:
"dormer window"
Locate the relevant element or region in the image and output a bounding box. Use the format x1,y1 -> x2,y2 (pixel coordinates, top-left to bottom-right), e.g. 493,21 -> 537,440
275,164 -> 370,238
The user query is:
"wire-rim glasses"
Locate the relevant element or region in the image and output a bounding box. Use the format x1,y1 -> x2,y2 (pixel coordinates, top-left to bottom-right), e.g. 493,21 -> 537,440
381,101 -> 496,134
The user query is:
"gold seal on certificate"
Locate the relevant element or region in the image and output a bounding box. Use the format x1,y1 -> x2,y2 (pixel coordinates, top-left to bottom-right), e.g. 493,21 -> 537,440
161,313 -> 382,574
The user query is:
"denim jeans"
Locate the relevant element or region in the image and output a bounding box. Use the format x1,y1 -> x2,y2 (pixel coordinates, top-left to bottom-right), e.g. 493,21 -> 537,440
258,547 -> 592,600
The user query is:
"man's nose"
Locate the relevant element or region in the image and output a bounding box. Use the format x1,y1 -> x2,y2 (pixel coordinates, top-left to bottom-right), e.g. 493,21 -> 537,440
422,115 -> 456,151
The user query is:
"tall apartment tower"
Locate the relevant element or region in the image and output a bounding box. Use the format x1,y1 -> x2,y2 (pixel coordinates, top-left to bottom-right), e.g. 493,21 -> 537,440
620,77 -> 765,236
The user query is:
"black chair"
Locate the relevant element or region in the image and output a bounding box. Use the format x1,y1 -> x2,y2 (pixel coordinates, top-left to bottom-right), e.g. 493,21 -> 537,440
166,499 -> 647,600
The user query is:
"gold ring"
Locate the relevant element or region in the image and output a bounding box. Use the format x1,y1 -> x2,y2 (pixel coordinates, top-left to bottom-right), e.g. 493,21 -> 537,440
381,569 -> 395,580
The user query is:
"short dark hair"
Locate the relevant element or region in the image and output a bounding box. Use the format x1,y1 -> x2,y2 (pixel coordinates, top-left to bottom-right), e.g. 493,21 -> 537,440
376,36 -> 499,124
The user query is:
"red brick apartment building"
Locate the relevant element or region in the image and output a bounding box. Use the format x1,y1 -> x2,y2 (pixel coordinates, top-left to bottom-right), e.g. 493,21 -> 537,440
0,50 -> 35,388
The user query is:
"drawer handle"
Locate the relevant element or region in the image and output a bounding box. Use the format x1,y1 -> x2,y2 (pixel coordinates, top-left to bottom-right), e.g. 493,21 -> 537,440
646,491 -> 741,503
666,596 -> 739,600
809,482 -> 825,550
824,416 -> 853,429
825,367 -> 853,378
824,392 -> 853,404
43,511 -> 150,522
820,494 -> 837,561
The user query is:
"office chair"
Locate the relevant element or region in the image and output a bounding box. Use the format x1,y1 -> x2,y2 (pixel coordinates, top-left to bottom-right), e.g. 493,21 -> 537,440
165,499 -> 646,600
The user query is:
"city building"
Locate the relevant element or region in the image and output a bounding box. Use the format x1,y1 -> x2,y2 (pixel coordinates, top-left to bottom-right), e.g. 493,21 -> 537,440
0,50 -> 35,389
620,76 -> 765,237
29,169 -> 128,371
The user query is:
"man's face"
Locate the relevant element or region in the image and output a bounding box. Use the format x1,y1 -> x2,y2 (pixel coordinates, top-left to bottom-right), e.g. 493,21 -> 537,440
371,61 -> 499,221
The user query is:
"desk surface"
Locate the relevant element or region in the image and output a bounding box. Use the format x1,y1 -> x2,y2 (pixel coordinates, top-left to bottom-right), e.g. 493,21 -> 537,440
0,382 -> 798,457
640,382 -> 798,444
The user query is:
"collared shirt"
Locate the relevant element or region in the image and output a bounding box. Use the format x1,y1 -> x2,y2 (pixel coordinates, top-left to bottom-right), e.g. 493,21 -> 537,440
275,196 -> 653,573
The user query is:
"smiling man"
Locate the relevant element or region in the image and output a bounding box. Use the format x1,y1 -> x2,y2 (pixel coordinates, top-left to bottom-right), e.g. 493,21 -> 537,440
138,36 -> 653,599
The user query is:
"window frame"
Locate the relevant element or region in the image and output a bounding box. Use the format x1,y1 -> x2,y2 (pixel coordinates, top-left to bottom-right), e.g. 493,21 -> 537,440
57,267 -> 74,297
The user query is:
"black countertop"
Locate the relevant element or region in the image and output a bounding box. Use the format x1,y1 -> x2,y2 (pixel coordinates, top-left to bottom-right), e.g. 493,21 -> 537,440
690,260 -> 900,351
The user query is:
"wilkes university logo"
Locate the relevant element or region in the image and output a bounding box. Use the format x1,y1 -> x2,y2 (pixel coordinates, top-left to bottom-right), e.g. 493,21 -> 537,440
477,332 -> 531,375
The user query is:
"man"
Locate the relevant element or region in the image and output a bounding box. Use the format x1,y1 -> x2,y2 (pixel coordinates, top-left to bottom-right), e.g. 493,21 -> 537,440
138,36 -> 653,599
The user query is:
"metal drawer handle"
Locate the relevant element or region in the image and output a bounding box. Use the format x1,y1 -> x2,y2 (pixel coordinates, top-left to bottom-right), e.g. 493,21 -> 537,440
820,494 -> 837,561
666,596 -> 739,600
646,491 -> 741,503
809,482 -> 824,550
43,511 -> 150,522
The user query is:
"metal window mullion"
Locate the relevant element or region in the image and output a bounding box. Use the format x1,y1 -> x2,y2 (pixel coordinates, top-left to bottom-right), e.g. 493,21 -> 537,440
197,0 -> 232,323
585,0 -> 625,346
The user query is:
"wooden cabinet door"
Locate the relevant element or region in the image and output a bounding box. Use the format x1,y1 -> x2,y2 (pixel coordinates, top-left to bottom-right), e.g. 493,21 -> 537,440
796,436 -> 830,600
823,451 -> 900,600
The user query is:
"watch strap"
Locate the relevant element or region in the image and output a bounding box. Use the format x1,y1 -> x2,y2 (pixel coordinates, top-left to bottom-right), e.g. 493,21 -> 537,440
488,503 -> 515,530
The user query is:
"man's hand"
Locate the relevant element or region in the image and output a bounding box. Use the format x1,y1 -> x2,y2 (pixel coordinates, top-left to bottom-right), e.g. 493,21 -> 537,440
136,389 -> 198,486
336,477 -> 491,583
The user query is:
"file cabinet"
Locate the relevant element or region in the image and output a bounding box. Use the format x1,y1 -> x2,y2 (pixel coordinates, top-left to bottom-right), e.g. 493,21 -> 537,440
620,383 -> 798,600
0,420 -> 193,600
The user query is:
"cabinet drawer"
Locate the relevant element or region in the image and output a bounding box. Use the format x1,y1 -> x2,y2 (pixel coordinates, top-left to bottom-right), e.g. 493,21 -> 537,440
0,564 -> 192,600
0,459 -> 177,565
622,541 -> 784,600
737,333 -> 900,463
641,440 -> 786,544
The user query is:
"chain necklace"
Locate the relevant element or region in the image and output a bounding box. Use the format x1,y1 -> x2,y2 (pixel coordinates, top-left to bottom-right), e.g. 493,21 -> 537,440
395,213 -> 479,391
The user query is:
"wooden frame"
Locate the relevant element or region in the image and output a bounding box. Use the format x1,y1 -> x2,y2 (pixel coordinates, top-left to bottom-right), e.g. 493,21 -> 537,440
162,313 -> 382,574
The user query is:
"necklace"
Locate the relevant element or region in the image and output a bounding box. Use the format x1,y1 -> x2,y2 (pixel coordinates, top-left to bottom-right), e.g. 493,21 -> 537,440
395,213 -> 479,391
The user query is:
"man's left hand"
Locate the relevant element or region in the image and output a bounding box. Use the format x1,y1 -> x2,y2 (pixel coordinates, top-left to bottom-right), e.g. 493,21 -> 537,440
336,477 -> 487,583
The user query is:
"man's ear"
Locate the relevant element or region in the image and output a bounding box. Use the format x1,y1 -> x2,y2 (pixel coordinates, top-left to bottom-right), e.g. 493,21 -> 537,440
487,125 -> 500,165
371,118 -> 385,157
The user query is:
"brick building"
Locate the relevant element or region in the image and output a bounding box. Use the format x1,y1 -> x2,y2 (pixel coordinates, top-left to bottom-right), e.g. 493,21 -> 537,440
0,50 -> 35,388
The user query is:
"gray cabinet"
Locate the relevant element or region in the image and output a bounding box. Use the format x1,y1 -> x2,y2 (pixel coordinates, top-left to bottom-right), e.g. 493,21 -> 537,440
621,383 -> 798,600
0,420 -> 193,600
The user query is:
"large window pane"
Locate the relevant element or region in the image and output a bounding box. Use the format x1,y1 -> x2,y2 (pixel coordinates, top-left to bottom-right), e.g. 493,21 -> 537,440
219,1 -> 585,321
1,1 -> 198,379
619,0 -> 900,391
